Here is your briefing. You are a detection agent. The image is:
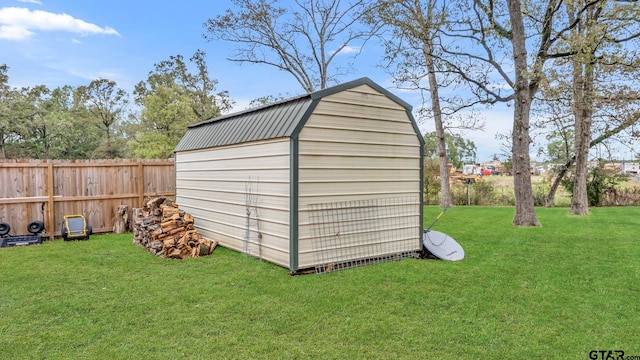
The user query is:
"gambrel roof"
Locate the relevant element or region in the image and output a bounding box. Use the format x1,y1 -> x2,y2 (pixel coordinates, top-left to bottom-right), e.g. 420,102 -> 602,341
174,77 -> 416,153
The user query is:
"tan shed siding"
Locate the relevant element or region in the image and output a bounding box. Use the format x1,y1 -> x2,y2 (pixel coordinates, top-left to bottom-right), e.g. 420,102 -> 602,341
297,85 -> 422,269
175,138 -> 290,268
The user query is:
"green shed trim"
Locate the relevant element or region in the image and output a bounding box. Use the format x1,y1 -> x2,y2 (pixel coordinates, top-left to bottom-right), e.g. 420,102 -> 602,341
288,98 -> 321,271
289,137 -> 299,271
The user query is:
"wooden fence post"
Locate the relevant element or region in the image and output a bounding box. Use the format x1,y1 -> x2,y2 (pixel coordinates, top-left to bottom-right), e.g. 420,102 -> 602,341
47,162 -> 55,241
138,161 -> 144,207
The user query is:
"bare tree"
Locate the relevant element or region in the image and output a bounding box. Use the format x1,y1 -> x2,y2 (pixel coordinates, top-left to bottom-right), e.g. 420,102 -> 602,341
532,0 -> 640,211
434,0 -> 567,226
504,0 -> 548,225
563,0 -> 640,215
372,0 -> 458,207
203,0 -> 378,92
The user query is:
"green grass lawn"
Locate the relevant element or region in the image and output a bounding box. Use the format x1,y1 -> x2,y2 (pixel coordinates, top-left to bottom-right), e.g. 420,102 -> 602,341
1,207 -> 639,359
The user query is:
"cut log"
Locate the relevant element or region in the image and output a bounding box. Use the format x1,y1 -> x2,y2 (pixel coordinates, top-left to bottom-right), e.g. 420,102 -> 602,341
113,205 -> 130,234
199,240 -> 218,256
132,196 -> 216,259
183,213 -> 194,224
161,219 -> 177,230
167,227 -> 186,236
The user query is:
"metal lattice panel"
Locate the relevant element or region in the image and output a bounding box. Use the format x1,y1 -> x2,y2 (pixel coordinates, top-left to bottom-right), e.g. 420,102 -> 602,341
308,197 -> 420,273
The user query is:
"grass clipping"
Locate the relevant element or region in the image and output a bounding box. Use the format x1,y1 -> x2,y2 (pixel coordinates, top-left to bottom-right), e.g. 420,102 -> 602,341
133,197 -> 217,259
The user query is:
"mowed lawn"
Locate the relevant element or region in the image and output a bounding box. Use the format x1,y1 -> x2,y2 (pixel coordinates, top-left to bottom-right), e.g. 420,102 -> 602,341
1,207 -> 638,359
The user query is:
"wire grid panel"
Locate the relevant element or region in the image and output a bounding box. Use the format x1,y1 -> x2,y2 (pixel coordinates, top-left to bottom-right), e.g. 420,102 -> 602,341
308,196 -> 420,273
243,179 -> 262,258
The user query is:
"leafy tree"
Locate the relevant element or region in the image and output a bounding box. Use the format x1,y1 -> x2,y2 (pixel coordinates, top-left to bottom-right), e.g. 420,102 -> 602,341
533,0 -> 640,210
372,0 -> 456,207
19,85 -> 55,159
562,0 -> 640,215
561,160 -> 627,207
135,50 -> 232,122
0,84 -> 39,159
541,111 -> 640,207
52,86 -> 102,159
186,50 -> 233,121
423,132 -> 476,169
24,85 -> 101,159
423,158 -> 441,205
75,79 -> 129,159
1,68 -> 105,160
130,84 -> 197,158
204,0 -> 379,92
249,94 -> 287,108
0,64 -> 14,159
132,51 -> 232,158
0,64 -> 6,93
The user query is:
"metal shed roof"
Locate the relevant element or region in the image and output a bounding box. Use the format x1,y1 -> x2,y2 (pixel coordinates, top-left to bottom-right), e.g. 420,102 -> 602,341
174,77 -> 416,153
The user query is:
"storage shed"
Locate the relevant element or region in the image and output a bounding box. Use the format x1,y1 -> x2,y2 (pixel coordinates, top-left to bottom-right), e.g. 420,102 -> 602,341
174,78 -> 424,272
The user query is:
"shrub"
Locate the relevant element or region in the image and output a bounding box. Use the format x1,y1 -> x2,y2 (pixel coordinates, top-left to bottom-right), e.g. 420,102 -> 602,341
562,161 -> 628,207
472,180 -> 497,205
450,180 -> 497,206
602,186 -> 640,206
532,180 -> 551,207
423,159 -> 441,205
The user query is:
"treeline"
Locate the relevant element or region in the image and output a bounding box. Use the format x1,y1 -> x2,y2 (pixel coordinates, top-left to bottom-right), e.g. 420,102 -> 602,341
0,50 -> 231,160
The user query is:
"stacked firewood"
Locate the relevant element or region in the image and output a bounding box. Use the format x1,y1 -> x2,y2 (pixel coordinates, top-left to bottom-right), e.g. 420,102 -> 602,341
133,197 -> 217,259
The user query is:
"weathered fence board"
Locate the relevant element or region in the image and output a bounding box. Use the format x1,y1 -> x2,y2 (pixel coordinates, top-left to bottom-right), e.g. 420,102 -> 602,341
0,159 -> 175,240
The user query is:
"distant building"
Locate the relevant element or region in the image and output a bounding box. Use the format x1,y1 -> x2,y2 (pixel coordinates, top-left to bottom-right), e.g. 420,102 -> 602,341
479,160 -> 504,175
620,162 -> 640,175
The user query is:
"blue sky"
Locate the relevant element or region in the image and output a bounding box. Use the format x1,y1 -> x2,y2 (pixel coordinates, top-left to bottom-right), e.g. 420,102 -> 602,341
0,0 -> 522,162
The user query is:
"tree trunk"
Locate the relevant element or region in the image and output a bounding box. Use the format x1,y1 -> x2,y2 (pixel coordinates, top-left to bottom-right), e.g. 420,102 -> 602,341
507,0 -> 540,226
569,5 -> 595,216
569,82 -> 593,214
105,128 -> 114,159
511,96 -> 540,226
545,161 -> 573,207
545,105 -> 637,208
569,61 -> 590,215
423,43 -> 452,208
0,131 -> 5,159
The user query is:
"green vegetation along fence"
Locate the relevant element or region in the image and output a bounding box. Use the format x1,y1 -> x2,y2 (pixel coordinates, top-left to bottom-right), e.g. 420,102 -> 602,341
0,159 -> 175,240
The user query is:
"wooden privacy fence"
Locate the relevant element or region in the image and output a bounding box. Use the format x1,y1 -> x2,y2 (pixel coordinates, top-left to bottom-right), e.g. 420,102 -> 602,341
0,159 -> 175,240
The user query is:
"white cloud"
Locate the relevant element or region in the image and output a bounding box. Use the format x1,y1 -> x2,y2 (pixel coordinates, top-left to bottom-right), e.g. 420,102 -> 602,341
18,0 -> 43,5
65,67 -> 121,83
0,24 -> 33,40
0,7 -> 120,41
332,45 -> 360,56
222,97 -> 252,114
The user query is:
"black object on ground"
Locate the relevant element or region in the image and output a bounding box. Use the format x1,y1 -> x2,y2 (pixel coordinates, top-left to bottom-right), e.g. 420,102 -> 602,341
0,234 -> 43,248
62,215 -> 92,241
0,221 -> 45,248
0,222 -> 9,236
